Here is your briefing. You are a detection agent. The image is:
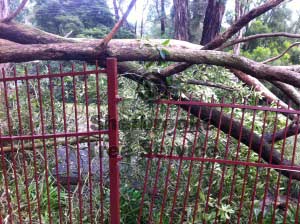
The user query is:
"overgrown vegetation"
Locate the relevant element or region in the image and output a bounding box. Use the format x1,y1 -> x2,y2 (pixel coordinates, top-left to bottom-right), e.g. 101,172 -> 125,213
1,0 -> 300,223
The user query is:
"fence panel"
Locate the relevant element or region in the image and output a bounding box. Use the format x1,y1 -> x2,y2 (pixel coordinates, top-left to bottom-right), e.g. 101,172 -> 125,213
0,59 -> 120,224
2,59 -> 300,224
137,96 -> 300,224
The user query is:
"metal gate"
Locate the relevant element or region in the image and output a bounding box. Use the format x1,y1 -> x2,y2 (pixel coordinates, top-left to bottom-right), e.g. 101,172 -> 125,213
0,58 -> 121,224
1,59 -> 300,224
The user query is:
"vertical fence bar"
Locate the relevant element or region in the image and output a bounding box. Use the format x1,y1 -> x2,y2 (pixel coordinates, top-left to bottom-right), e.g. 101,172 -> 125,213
107,58 -> 121,224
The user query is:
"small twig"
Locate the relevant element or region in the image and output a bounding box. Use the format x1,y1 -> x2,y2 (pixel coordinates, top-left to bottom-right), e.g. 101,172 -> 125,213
0,0 -> 28,23
64,30 -> 73,38
262,42 -> 300,64
101,0 -> 137,47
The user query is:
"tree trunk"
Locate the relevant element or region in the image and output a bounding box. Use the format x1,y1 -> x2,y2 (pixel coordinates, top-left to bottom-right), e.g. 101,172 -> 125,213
161,0 -> 166,36
173,0 -> 189,41
189,0 -> 208,43
200,0 -> 226,45
233,0 -> 241,54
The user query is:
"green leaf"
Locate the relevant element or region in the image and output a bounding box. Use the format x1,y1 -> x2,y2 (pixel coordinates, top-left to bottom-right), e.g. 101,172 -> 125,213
162,39 -> 170,46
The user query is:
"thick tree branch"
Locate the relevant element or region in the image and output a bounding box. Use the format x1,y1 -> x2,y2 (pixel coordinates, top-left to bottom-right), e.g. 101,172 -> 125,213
0,22 -> 80,44
1,22 -> 300,103
2,40 -> 300,88
161,62 -> 192,77
0,0 -> 28,23
277,65 -> 300,73
0,38 -> 18,45
218,33 -> 300,50
232,68 -> 300,116
258,42 -> 300,107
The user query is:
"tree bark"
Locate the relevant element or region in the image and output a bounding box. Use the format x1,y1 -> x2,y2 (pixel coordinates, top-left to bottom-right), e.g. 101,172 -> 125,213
201,0 -> 226,45
161,0 -> 166,36
2,39 -> 300,88
173,0 -> 189,41
233,0 -> 243,55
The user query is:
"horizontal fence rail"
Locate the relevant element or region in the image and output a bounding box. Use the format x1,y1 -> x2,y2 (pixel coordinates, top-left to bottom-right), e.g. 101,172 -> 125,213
0,59 -> 120,224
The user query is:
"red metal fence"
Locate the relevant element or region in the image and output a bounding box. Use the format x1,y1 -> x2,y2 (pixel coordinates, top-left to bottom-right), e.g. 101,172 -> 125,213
1,58 -> 300,224
137,97 -> 300,223
0,58 -> 120,224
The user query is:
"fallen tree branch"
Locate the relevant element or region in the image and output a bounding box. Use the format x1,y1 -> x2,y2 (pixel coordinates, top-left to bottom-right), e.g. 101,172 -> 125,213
2,15 -> 295,119
0,22 -> 81,44
277,65 -> 300,73
259,42 -> 300,107
0,0 -> 28,23
219,33 -> 300,50
161,62 -> 192,77
2,40 -> 300,88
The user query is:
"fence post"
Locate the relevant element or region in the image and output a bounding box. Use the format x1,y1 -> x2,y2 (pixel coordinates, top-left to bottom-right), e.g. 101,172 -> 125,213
106,58 -> 121,224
